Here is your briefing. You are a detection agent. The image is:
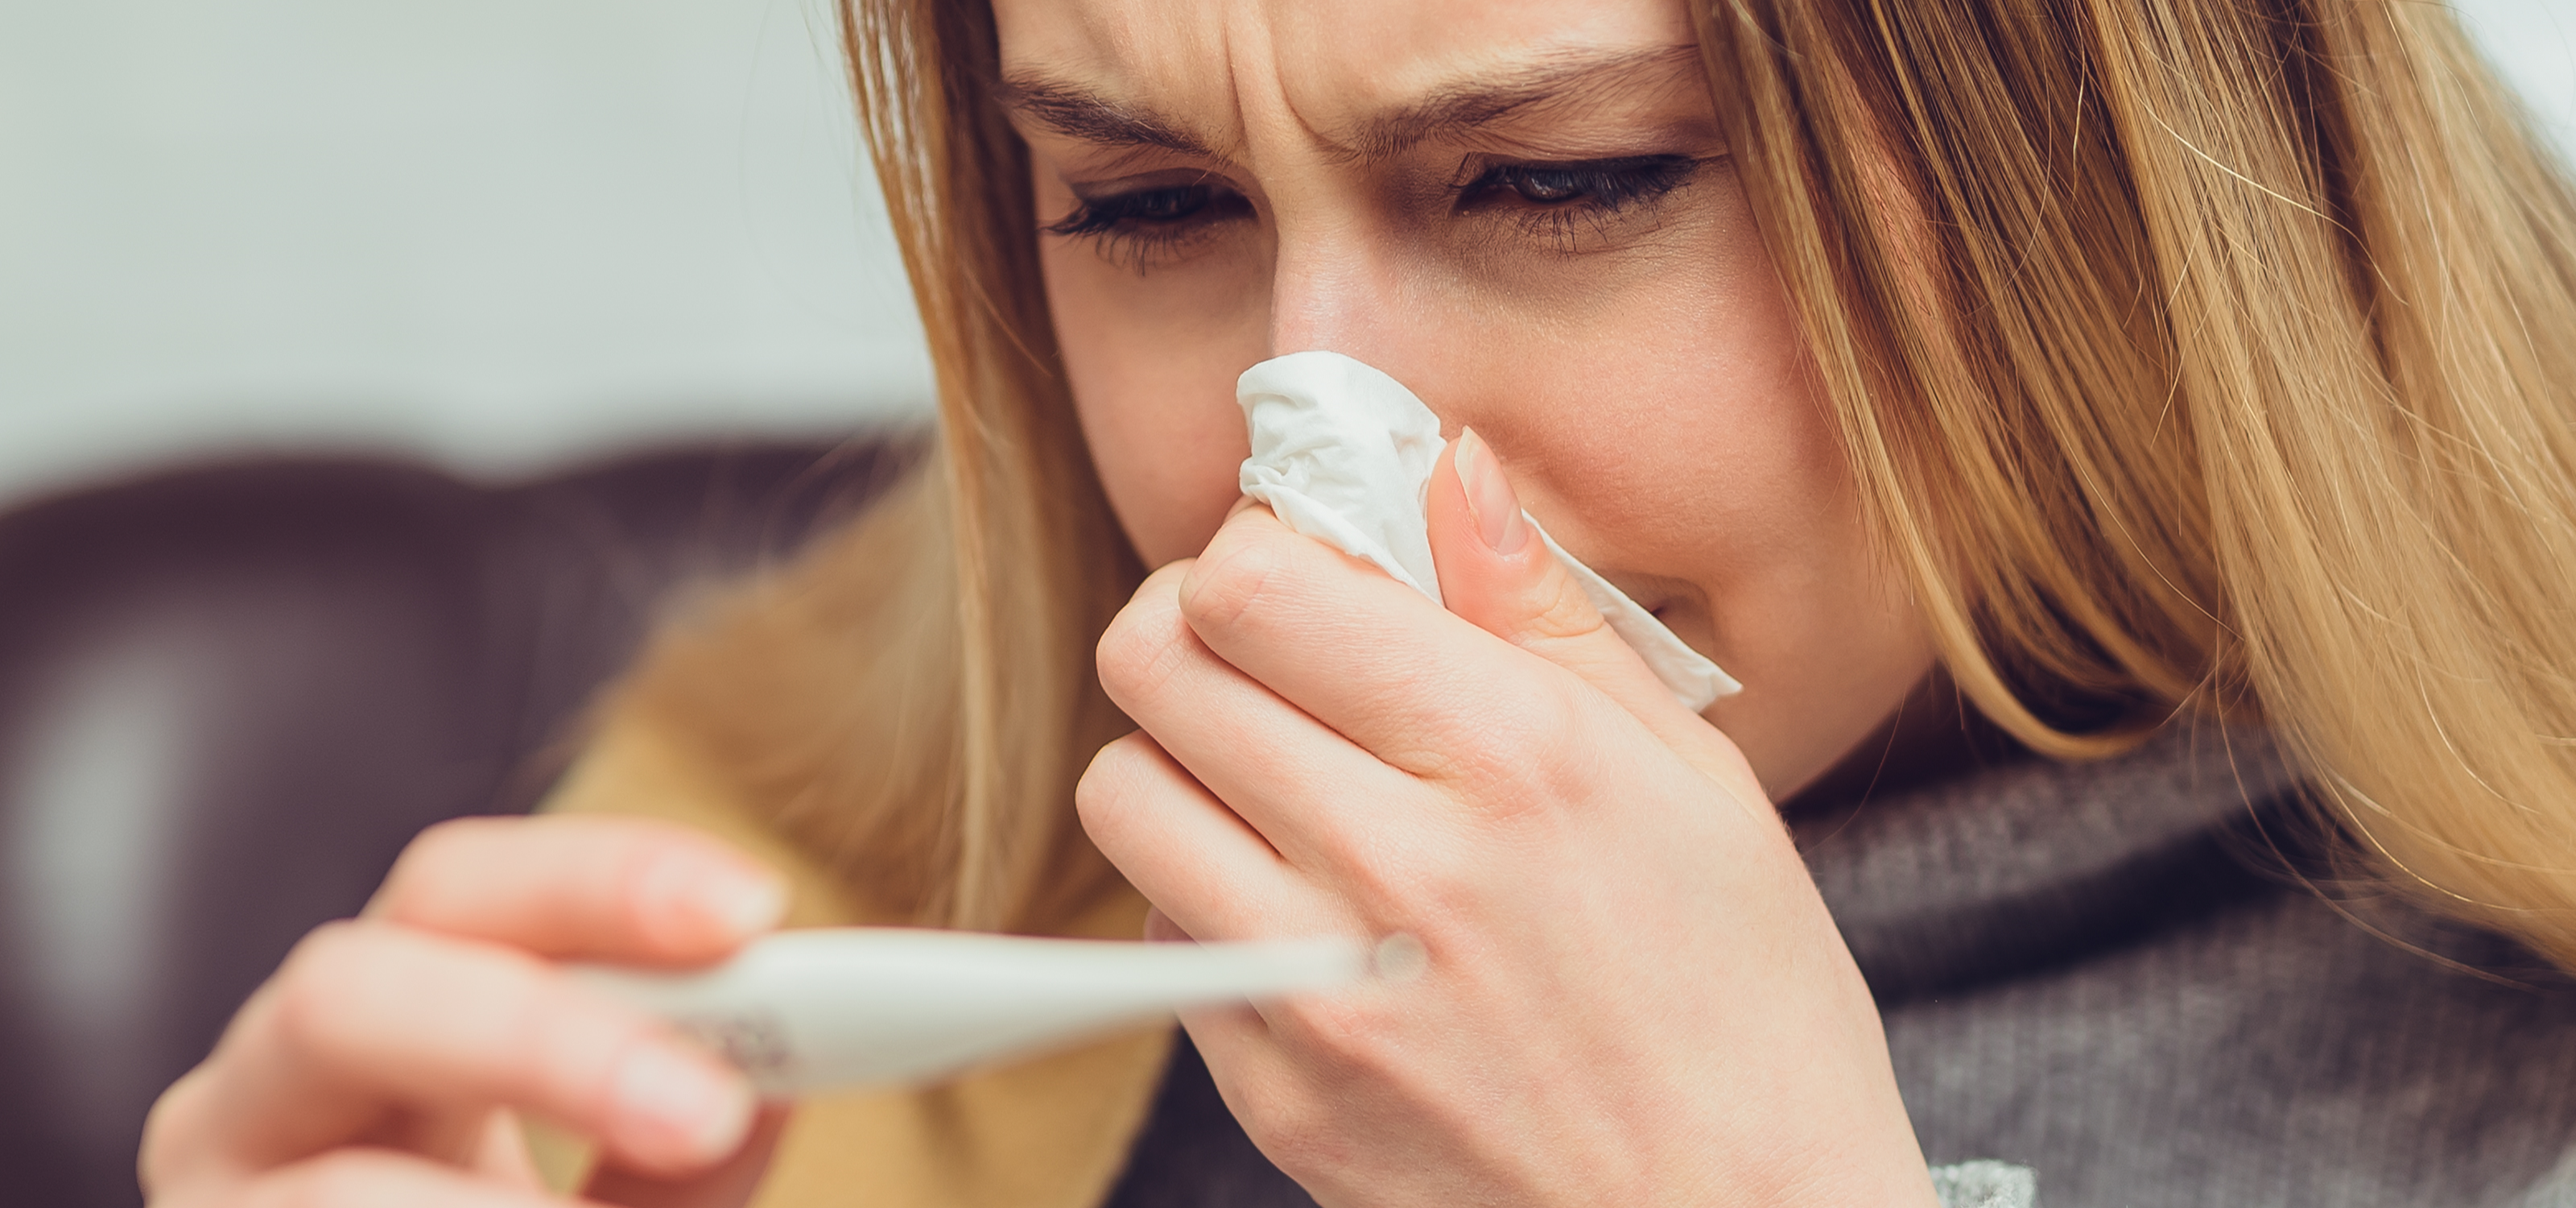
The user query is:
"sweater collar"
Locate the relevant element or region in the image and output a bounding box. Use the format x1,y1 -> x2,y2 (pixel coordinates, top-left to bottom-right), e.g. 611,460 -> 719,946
1796,724 -> 2303,1005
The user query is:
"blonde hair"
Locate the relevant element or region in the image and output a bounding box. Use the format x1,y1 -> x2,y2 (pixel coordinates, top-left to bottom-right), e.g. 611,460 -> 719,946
617,0 -> 2576,962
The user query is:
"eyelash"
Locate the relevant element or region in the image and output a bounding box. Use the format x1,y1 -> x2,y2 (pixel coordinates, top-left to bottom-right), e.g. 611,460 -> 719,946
1042,182 -> 1249,270
1457,155 -> 1699,212
1455,155 -> 1703,251
1042,155 -> 1704,267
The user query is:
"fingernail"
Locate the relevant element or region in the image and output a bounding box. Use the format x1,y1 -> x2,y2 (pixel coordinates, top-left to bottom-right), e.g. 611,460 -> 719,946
613,1042 -> 755,1160
698,870 -> 787,939
1454,428 -> 1531,555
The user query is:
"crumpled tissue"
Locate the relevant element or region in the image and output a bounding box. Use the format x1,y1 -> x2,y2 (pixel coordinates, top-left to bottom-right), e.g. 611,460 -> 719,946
1236,350 -> 1740,712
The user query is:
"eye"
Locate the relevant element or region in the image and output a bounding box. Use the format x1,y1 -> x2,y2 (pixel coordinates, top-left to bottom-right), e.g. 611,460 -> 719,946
1459,155 -> 1701,213
1042,181 -> 1254,270
1452,155 -> 1707,254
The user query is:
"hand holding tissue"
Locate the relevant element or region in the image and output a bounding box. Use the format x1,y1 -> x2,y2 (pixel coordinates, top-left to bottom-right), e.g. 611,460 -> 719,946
1236,351 -> 1740,711
576,355 -> 1736,1103
575,355 -> 1735,1103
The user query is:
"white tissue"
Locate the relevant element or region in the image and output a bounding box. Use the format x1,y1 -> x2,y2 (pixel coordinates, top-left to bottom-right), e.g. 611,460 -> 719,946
1236,351 -> 1741,711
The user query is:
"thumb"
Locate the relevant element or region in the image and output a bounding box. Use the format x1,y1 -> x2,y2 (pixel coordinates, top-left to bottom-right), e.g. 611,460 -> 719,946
1428,428 -> 1697,732
1429,428 -> 1765,807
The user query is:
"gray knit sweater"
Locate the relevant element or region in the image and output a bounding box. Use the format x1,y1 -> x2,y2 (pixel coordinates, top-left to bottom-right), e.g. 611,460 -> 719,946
1103,726 -> 2576,1206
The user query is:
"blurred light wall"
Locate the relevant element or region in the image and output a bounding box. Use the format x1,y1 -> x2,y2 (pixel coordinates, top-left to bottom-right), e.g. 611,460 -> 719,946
0,0 -> 931,507
2470,0 -> 2576,156
0,0 -> 2569,510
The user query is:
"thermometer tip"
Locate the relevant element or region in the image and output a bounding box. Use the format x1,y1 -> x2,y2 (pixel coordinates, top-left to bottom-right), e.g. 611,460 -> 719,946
1369,933 -> 1429,984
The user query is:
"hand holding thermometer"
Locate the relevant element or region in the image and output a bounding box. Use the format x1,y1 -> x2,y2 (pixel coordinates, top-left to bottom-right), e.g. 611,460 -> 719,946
572,929 -> 1406,1097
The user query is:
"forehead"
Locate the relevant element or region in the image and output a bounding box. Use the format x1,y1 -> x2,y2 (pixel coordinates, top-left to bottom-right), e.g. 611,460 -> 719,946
990,0 -> 1695,154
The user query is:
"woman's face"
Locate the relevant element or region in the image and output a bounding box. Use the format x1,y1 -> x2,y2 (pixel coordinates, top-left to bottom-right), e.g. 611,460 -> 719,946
993,0 -> 1935,798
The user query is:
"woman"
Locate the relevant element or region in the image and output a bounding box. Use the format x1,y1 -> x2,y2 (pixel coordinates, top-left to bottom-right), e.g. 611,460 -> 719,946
138,0 -> 2576,1204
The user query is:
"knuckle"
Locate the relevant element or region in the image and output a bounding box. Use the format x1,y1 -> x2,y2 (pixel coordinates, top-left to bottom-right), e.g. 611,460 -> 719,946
1177,527 -> 1286,636
1463,675 -> 1587,799
410,813 -> 501,854
1278,995 -> 1400,1074
584,817 -> 759,939
601,828 -> 694,941
1367,726 -> 1474,785
267,922 -> 375,1057
1377,711 -> 1521,798
375,815 -> 511,920
1233,1078 -> 1332,1172
1349,831 -> 1486,922
470,960 -> 555,1052
1417,729 -> 1513,792
432,954 -> 561,1074
1534,699 -> 1627,801
1502,669 -> 1586,747
1360,684 -> 1505,784
1073,734 -> 1158,839
274,923 -> 551,1075
1096,592 -> 1197,705
1371,672 -> 1579,793
1523,571 -> 1612,644
136,1069 -> 213,1195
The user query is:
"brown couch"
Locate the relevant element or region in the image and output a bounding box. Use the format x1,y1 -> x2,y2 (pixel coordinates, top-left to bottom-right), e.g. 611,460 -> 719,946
0,437 -> 910,1206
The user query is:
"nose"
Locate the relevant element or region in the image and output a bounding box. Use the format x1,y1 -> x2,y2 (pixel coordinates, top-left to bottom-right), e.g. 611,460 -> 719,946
1259,209 -> 1478,440
1265,222 -> 1418,374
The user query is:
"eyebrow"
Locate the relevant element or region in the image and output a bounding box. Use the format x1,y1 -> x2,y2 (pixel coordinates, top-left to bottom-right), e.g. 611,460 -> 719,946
996,43 -> 1706,163
993,75 -> 1224,158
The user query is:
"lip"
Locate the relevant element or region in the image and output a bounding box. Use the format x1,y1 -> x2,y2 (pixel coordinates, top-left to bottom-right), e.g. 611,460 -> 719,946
1591,567 -> 1717,655
1594,567 -> 1695,618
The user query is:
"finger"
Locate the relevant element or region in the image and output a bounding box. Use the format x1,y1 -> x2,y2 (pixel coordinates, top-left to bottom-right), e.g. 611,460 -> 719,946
1075,730 -> 1335,941
1143,905 -> 1191,942
1096,564 -> 1423,864
227,1147 -> 585,1208
1173,502 -> 1603,784
196,920 -> 753,1181
369,815 -> 786,964
1429,428 -> 1694,730
1428,429 -> 1761,795
469,1108 -> 547,1185
585,1104 -> 791,1208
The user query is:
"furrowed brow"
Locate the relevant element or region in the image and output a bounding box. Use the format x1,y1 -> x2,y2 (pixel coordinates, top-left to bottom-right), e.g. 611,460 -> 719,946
1351,44 -> 1708,159
996,45 -> 1705,162
996,74 -> 1221,157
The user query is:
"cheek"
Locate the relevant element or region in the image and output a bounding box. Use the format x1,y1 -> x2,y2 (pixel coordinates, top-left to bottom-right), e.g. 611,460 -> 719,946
1442,179 -> 1929,794
1040,188 -> 1272,567
1034,157 -> 1930,790
1456,176 -> 1847,575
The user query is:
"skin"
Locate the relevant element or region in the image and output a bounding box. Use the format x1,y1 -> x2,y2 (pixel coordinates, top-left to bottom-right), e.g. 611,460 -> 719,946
138,0 -> 1946,1204
1017,0 -> 1941,1200
141,815 -> 791,1207
1021,0 -> 1930,793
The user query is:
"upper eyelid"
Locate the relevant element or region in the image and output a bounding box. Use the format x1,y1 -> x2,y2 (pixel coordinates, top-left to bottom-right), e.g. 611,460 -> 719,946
1455,151 -> 1697,176
1063,153 -> 1682,204
1052,161 -> 1249,204
1044,154 -> 1697,245
1443,156 -> 1699,201
1069,174 -> 1233,200
1063,183 -> 1226,214
1044,180 -> 1252,239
